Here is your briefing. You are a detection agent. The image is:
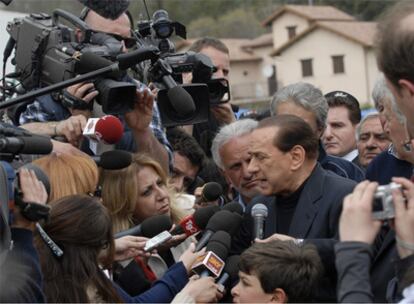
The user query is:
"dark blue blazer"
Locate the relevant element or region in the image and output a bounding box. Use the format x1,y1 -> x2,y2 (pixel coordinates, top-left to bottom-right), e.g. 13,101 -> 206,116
231,163 -> 356,301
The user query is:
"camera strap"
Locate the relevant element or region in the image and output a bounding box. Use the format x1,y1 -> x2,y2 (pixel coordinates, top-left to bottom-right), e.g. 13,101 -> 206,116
61,89 -> 94,111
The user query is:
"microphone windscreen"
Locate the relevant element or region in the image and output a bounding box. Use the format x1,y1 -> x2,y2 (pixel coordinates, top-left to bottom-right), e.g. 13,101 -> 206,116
76,52 -> 113,74
206,231 -> 231,261
97,150 -> 132,170
222,202 -> 243,215
167,86 -> 196,117
202,182 -> 223,202
20,136 -> 53,155
117,47 -> 160,70
140,214 -> 172,238
224,255 -> 240,276
78,0 -> 130,19
193,205 -> 220,229
205,210 -> 239,233
251,203 -> 268,218
95,115 -> 124,144
20,163 -> 51,196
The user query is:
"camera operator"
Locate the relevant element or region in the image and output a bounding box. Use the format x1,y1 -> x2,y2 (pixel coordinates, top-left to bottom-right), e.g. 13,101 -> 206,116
17,8 -> 171,172
0,168 -> 48,302
182,37 -> 236,157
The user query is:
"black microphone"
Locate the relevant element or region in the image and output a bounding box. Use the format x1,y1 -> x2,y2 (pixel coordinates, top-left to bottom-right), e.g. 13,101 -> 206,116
167,86 -> 196,117
194,210 -> 241,252
0,136 -> 52,155
251,203 -> 268,240
171,205 -> 220,236
114,214 -> 172,239
78,0 -> 130,19
217,255 -> 240,292
192,230 -> 231,278
0,125 -> 32,137
92,150 -> 132,170
201,182 -> 223,202
117,47 -> 160,70
222,201 -> 243,215
75,52 -> 120,78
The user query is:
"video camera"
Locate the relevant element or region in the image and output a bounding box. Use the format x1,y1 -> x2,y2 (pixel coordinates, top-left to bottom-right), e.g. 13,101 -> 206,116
4,9 -> 137,115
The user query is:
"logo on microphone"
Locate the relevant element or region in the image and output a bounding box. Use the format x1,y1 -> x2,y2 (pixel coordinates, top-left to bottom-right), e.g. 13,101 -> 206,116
184,218 -> 199,235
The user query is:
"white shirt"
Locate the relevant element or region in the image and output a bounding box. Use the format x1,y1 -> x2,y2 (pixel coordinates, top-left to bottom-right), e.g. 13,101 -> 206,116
342,149 -> 358,162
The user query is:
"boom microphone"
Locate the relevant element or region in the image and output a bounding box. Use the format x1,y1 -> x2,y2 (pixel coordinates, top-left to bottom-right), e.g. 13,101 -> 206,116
78,0 -> 130,19
251,203 -> 268,240
117,47 -> 160,70
83,115 -> 124,144
167,86 -> 196,117
92,150 -> 132,170
114,214 -> 172,239
0,136 -> 52,155
171,205 -> 220,236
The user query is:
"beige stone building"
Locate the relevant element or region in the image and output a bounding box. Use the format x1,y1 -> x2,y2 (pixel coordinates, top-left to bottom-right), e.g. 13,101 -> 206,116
176,4 -> 379,107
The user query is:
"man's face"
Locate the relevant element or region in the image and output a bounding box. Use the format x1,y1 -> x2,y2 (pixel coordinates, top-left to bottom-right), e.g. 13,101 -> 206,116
275,102 -> 320,136
85,11 -> 132,53
322,106 -> 357,157
247,127 -> 293,196
357,116 -> 390,167
385,78 -> 414,139
231,271 -> 275,303
199,46 -> 230,81
219,134 -> 260,202
170,152 -> 199,193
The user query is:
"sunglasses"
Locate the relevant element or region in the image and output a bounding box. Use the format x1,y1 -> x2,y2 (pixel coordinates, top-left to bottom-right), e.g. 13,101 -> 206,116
107,33 -> 137,49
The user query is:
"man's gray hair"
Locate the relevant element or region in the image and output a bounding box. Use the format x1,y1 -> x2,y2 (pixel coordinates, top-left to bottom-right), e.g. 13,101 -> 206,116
270,82 -> 328,130
356,112 -> 380,140
372,74 -> 394,111
372,75 -> 406,124
211,118 -> 258,169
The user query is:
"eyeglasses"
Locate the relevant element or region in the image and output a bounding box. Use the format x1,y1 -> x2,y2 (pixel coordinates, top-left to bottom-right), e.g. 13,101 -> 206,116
106,33 -> 137,49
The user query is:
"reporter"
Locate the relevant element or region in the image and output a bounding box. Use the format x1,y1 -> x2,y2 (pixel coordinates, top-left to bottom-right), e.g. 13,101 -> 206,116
34,194 -> 189,303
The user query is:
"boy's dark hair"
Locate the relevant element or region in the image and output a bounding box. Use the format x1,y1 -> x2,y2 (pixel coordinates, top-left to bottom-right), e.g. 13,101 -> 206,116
239,240 -> 323,303
166,127 -> 206,171
325,91 -> 361,125
188,37 -> 229,54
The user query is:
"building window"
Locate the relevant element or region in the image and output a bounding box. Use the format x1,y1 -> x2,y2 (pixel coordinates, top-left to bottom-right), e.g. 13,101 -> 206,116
286,26 -> 297,39
301,59 -> 313,77
332,55 -> 345,74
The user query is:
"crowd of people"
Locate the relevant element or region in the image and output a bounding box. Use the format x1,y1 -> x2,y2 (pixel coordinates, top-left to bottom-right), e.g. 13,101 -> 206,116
3,0 -> 414,303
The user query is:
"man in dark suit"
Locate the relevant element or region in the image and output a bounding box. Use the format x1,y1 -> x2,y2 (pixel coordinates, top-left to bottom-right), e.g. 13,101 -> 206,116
231,115 -> 356,301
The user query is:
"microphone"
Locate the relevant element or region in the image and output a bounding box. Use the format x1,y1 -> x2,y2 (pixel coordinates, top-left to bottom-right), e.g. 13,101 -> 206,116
83,115 -> 124,144
201,182 -> 223,202
91,150 -> 132,170
217,255 -> 240,293
222,201 -> 243,215
117,47 -> 160,70
0,136 -> 52,155
251,204 -> 268,240
166,86 -> 196,118
171,205 -> 220,236
114,214 -> 172,239
192,231 -> 231,278
78,0 -> 130,19
75,52 -> 120,78
194,210 -> 242,252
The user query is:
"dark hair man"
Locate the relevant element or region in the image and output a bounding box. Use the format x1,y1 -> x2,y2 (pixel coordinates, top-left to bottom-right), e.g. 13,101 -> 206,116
270,82 -> 364,182
182,37 -> 236,157
166,127 -> 206,193
231,241 -> 323,303
17,8 -> 171,172
323,91 -> 361,162
231,115 -> 356,301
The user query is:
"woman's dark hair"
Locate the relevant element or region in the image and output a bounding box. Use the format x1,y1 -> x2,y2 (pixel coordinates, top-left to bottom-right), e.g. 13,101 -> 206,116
35,195 -> 122,303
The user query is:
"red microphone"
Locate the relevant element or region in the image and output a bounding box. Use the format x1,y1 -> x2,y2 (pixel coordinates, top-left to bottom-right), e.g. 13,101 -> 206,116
83,115 -> 124,144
